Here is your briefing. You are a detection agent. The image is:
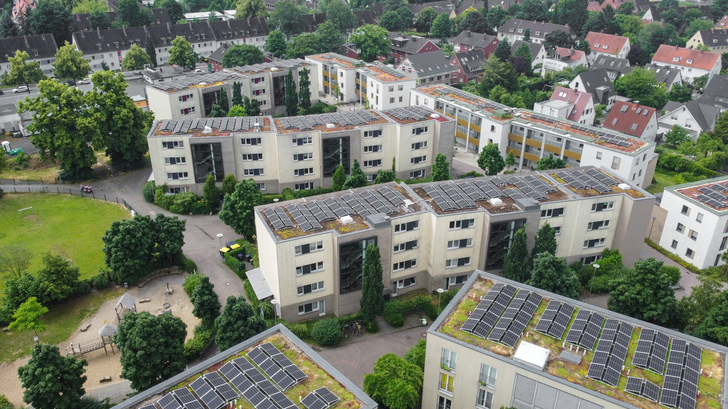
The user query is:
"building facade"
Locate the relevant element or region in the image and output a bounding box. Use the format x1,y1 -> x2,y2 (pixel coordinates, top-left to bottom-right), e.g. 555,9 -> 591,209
603,101 -> 658,141
305,53 -> 365,104
540,47 -> 587,76
584,32 -> 631,63
651,44 -> 721,82
497,19 -> 576,44
0,34 -> 57,76
389,33 -> 441,64
396,50 -> 454,86
355,65 -> 416,110
533,86 -> 595,126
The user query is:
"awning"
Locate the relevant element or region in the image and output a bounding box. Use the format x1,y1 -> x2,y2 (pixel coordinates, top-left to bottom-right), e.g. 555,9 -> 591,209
246,267 -> 273,300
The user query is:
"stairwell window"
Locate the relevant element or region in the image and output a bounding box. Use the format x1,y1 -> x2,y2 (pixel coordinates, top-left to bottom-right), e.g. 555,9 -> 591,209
441,348 -> 456,371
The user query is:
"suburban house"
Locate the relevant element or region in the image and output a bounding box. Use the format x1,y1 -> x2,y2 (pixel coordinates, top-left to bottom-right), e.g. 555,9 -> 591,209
540,47 -> 587,76
651,44 -> 721,82
591,55 -> 632,81
658,99 -> 721,140
497,18 -> 576,44
389,33 -> 440,64
356,64 -> 416,110
449,49 -> 487,83
642,5 -> 713,22
603,101 -> 659,141
70,8 -> 171,31
451,31 -> 499,55
643,63 -> 683,91
396,50 -> 454,86
569,68 -> 617,110
718,15 -> 728,28
687,28 -> 728,53
0,34 -> 57,76
701,74 -> 728,110
587,0 -> 633,12
584,32 -> 631,63
533,86 -> 595,126
305,53 -> 365,104
511,40 -> 546,71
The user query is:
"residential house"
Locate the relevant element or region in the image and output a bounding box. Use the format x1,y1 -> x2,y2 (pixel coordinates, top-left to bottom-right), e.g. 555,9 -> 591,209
540,47 -> 587,76
584,32 -> 631,63
451,31 -> 499,55
353,9 -> 376,26
591,55 -> 632,81
497,18 -> 576,44
70,8 -> 171,32
533,86 -> 595,126
356,64 -> 416,110
643,63 -> 683,91
389,33 -> 440,64
208,43 -> 229,72
701,74 -> 728,110
718,15 -> 728,28
511,40 -> 546,71
651,44 -> 721,82
603,101 -> 659,141
299,13 -> 327,33
569,68 -> 617,110
643,5 -> 713,22
687,28 -> 728,53
587,0 -> 633,12
305,53 -> 365,103
396,50 -> 454,86
449,49 -> 487,83
0,34 -> 57,76
658,99 -> 721,140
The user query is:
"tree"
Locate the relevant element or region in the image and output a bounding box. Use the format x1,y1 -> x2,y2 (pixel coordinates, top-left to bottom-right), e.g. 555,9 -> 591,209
90,70 -> 154,170
608,258 -> 677,326
286,33 -> 320,59
332,164 -> 346,190
203,173 -> 221,207
326,0 -> 355,33
19,80 -> 99,180
415,7 -> 437,33
363,354 -> 423,409
37,253 -> 79,303
218,87 -> 229,113
668,82 -> 692,103
316,20 -> 345,54
265,30 -> 287,58
494,37 -> 511,61
616,1 -> 634,14
228,105 -> 246,116
159,0 -> 185,22
532,222 -> 557,259
0,9 -> 20,38
219,179 -> 264,239
222,44 -> 264,68
115,311 -> 187,391
517,0 -> 548,21
374,169 -> 395,184
169,36 -> 198,70
192,276 -> 220,325
145,34 -> 157,67
555,0 -> 588,36
536,154 -> 566,170
269,0 -> 305,37
0,244 -> 32,279
218,175 -> 236,197
73,0 -> 109,13
486,7 -> 509,29
343,159 -> 368,189
713,0 -> 728,21
380,11 -> 406,31
477,142 -> 505,175
117,0 -> 152,26
460,9 -> 488,33
403,339 -> 426,370
502,228 -> 530,283
214,295 -> 266,350
244,96 -> 261,116
638,22 -> 678,55
430,13 -> 452,40
614,67 -> 668,109
528,253 -> 581,299
431,153 -> 450,181
350,24 -> 390,62
121,44 -> 152,71
477,55 -> 518,94
88,8 -> 111,29
543,30 -> 576,55
693,290 -> 728,345
505,151 -> 516,168
18,344 -> 87,409
664,125 -> 691,147
360,244 -> 384,323
27,0 -> 72,46
9,297 -> 48,336
285,68 -> 298,116
232,81 -> 243,106
154,214 -> 186,266
235,0 -> 267,18
298,68 -> 311,111
6,50 -> 44,92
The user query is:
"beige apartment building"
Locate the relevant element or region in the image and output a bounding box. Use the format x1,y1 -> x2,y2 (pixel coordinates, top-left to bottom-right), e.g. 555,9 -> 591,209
305,53 -> 365,103
251,167 -> 653,322
146,106 -> 454,194
355,64 -> 416,110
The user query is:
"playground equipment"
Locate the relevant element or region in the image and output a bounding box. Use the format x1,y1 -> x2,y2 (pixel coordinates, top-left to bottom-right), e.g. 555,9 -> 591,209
114,292 -> 137,322
65,324 -> 117,356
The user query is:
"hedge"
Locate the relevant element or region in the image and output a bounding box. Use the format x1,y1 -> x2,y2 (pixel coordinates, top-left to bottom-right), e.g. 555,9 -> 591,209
311,319 -> 341,346
224,252 -> 246,279
657,152 -> 718,178
644,239 -> 702,275
184,325 -> 214,363
244,279 -> 260,311
153,186 -> 212,215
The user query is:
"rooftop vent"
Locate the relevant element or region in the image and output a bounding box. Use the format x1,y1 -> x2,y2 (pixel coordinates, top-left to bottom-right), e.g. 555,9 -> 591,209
203,126 -> 212,133
618,183 -> 631,190
340,215 -> 354,224
326,123 -> 335,129
430,113 -> 440,118
489,198 -> 503,206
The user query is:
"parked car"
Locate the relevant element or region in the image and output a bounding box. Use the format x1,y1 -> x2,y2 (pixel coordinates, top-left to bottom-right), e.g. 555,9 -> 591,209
12,86 -> 28,93
78,78 -> 90,84
194,69 -> 204,73
0,89 -> 4,95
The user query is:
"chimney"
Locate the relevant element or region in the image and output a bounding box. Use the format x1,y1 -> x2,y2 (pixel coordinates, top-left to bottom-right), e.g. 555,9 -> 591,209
97,27 -> 101,38
466,30 -> 470,37
167,22 -> 171,31
123,26 -> 127,36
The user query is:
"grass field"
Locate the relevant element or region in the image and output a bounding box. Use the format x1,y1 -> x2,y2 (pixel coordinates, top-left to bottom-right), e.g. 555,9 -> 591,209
0,193 -> 130,292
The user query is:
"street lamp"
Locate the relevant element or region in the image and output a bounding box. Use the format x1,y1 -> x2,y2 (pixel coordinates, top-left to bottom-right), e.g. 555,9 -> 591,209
437,288 -> 445,313
590,264 -> 600,294
216,233 -> 223,247
271,299 -> 279,324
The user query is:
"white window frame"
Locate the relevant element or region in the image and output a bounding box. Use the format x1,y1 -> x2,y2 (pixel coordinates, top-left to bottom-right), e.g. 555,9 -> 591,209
441,348 -> 457,371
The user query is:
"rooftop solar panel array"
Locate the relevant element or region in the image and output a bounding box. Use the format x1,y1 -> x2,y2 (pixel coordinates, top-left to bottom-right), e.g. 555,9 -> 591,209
139,405 -> 157,409
461,283 -> 517,337
694,183 -> 728,209
429,86 -> 509,112
534,301 -> 575,340
553,168 -> 618,193
660,338 -> 702,409
278,111 -> 379,131
385,106 -> 434,121
263,208 -> 295,231
153,72 -> 239,92
190,377 -> 225,409
301,387 -> 340,409
564,309 -> 604,351
587,320 -> 633,387
173,387 -> 205,409
158,117 -> 267,134
219,356 -> 300,409
624,377 -> 661,402
157,392 -> 182,409
248,347 -> 297,390
285,203 -> 324,232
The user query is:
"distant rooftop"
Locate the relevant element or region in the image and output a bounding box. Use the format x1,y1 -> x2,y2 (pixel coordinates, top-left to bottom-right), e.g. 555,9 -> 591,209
149,71 -> 242,93
672,177 -> 728,212
306,53 -> 365,69
358,64 -> 414,82
151,117 -> 271,135
230,59 -> 313,75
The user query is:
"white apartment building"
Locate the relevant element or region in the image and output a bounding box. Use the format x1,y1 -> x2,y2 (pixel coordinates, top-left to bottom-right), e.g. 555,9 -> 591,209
146,106 -> 454,194
305,53 -> 365,103
658,177 -> 728,269
355,64 -> 416,110
252,166 -> 653,321
411,85 -> 657,188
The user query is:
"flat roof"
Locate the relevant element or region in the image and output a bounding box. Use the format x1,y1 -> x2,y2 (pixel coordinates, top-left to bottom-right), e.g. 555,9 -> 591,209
432,271 -> 728,409
230,59 -> 314,75
307,53 -> 364,69
149,71 -> 242,93
273,106 -> 446,134
357,65 -> 414,82
669,176 -> 728,213
113,325 -> 376,409
151,117 -> 271,136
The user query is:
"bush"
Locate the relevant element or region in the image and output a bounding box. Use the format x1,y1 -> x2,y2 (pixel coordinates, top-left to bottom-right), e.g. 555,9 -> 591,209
661,265 -> 682,287
311,319 -> 341,346
184,272 -> 203,298
0,394 -> 15,409
365,320 -> 379,333
92,272 -> 110,289
423,303 -> 437,320
459,171 -> 484,178
261,194 -> 285,204
73,280 -> 92,296
282,188 -> 295,201
384,313 -> 404,327
143,181 -> 156,203
243,279 -> 260,311
588,274 -> 614,294
0,187 -> 4,199
76,395 -> 104,409
184,325 -> 214,363
179,254 -> 198,273
153,188 -> 211,215
224,252 -> 246,278
286,322 -> 310,340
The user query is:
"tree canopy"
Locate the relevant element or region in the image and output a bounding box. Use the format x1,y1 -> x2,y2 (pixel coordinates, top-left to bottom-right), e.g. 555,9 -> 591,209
528,253 -> 581,299
169,36 -> 198,70
432,153 -> 450,181
265,30 -> 287,57
117,0 -> 152,26
269,0 -> 306,37
343,159 -> 368,189
477,142 -> 505,176
215,295 -> 267,350
326,0 -> 356,33
536,154 -> 566,170
360,244 -> 384,323
430,13 -> 452,39
235,0 -> 267,18
219,179 -> 264,239
9,297 -> 48,336
363,354 -> 423,409
37,253 -> 79,303
502,228 -> 530,283
285,68 -> 298,116
18,344 -> 87,409
122,44 -> 152,71
614,68 -> 669,109
53,41 -> 90,82
532,222 -> 557,259
222,44 -> 264,68
350,24 -> 391,62
6,50 -> 44,91
27,0 -> 72,46
608,258 -> 678,326
192,275 -> 221,325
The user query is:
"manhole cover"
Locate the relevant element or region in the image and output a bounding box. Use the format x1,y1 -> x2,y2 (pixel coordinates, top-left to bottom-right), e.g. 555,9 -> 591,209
163,303 -> 170,309
226,283 -> 230,286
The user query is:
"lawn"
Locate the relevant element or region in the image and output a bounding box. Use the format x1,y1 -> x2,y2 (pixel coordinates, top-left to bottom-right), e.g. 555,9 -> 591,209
646,169 -> 676,195
0,286 -> 126,363
0,193 -> 130,292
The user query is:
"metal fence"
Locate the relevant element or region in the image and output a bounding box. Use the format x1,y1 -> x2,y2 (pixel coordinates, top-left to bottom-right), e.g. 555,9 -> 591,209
0,177 -> 53,185
1,184 -> 135,213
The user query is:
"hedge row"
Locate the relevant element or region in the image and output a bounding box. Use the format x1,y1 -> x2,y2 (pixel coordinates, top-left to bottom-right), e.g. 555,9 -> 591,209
644,239 -> 702,275
657,152 -> 718,178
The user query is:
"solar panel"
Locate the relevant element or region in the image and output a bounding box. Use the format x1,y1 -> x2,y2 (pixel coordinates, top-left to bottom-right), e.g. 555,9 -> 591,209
157,392 -> 182,409
643,381 -> 660,402
315,387 -> 340,406
139,405 -> 157,409
625,377 -> 643,394
660,389 -> 679,407
302,393 -> 327,409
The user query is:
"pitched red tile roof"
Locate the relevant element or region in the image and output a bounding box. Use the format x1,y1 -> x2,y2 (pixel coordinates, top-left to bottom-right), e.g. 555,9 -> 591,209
554,47 -> 585,61
652,44 -> 720,71
585,32 -> 629,55
718,15 -> 728,28
549,86 -> 592,122
603,101 -> 656,138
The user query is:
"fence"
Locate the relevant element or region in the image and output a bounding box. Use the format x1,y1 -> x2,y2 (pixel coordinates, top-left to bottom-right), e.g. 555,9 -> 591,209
1,184 -> 136,214
0,177 -> 54,185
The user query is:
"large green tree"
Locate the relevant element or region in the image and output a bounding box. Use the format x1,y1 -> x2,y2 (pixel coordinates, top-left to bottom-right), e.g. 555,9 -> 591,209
332,164 -> 346,190
9,297 -> 48,336
360,244 -> 384,323
37,253 -> 79,303
269,0 -> 305,37
494,37 -> 511,61
614,68 -> 669,109
203,173 -> 221,207
53,41 -> 90,83
169,36 -> 198,70
222,44 -> 264,68
145,34 -> 157,67
285,68 -> 298,116
286,33 -> 320,59
380,11 -> 406,32
18,344 -> 87,409
343,159 -> 368,189
316,20 -> 345,53
460,9 -> 489,33
528,253 -> 580,299
0,244 -> 31,279
326,0 -> 356,33
555,0 -> 588,36
502,228 -> 530,283
543,30 -> 576,55
638,22 -> 678,55
158,0 -> 184,22
117,0 -> 152,26
265,30 -> 287,58
350,24 -> 391,62
235,0 -> 267,18
121,44 -> 152,71
693,290 -> 728,346
432,153 -> 450,181
363,354 -> 423,409
6,50 -> 44,92
214,295 -> 266,350
415,7 -> 437,33
0,9 -> 20,38
88,8 -> 111,29
232,81 -> 243,106
192,276 -> 221,325
477,55 -> 518,94
115,311 -> 187,391
218,87 -> 230,113
477,142 -> 505,176
608,258 -> 678,326
299,67 -> 311,111
27,0 -> 72,46
154,213 -> 187,266
536,154 -> 566,170
532,222 -> 557,259
678,276 -> 723,333
430,13 -> 452,39
219,179 -> 264,239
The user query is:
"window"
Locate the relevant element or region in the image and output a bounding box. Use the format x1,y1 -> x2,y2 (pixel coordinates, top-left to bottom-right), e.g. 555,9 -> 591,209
393,240 -> 418,252
540,208 -> 564,218
242,153 -> 263,161
411,155 -> 427,164
581,255 -> 603,264
447,239 -> 473,249
364,145 -> 382,153
583,238 -> 606,248
591,201 -> 614,212
257,183 -> 266,191
412,141 -> 428,150
398,85 -> 403,91
179,107 -> 196,115
293,153 -> 313,161
689,230 -> 698,240
412,126 -> 429,135
681,205 -> 691,216
363,159 -> 382,167
437,396 -> 451,409
178,93 -> 193,102
292,136 -> 313,146
395,277 -> 416,288
296,262 -> 324,276
295,182 -> 314,191
241,137 -> 261,145
394,220 -> 419,233
721,236 -> 728,251
696,212 -> 703,223
298,300 -> 324,315
439,373 -> 454,393
410,169 -> 426,178
164,157 -> 187,165
243,168 -> 264,176
364,130 -> 382,138
295,242 -> 323,255
676,222 -> 685,233
686,248 -> 695,259
448,275 -> 468,286
446,257 -> 471,268
297,281 -> 324,295
393,259 -> 417,271
162,141 -> 184,149
476,389 -> 493,409
671,240 -> 678,249
388,86 -> 394,92
449,219 -> 475,229
479,364 -> 497,387
166,172 -> 189,180
294,168 -> 314,176
587,220 -> 610,230
399,96 -> 403,102
441,348 -> 457,370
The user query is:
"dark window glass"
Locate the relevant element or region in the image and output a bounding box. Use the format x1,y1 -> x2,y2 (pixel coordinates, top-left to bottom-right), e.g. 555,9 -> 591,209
322,136 -> 350,177
191,142 -> 224,182
339,237 -> 377,294
486,219 -> 526,269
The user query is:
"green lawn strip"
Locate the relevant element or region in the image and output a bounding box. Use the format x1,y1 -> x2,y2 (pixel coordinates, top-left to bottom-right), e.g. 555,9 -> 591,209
699,350 -> 724,409
0,287 -> 126,363
0,193 -> 129,292
646,170 -> 677,195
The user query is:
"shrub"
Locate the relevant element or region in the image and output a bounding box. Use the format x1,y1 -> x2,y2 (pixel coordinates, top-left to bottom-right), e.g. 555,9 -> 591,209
459,171 -> 484,178
179,255 -> 198,273
384,313 -> 404,327
184,325 -> 214,363
423,303 -> 437,320
311,319 -> 341,346
184,272 -> 203,298
588,274 -> 614,294
76,395 -> 104,409
661,265 -> 682,287
286,322 -> 310,340
143,181 -> 156,203
224,252 -> 246,278
261,194 -> 285,204
282,188 -> 295,200
365,320 -> 379,333
73,280 -> 92,296
92,272 -> 110,289
0,187 -> 4,199
244,279 -> 260,311
0,394 -> 15,409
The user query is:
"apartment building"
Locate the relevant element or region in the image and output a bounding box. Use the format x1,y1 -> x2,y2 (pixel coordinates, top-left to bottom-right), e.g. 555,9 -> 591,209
658,177 -> 728,269
424,271 -> 728,409
497,19 -> 576,44
252,166 -> 653,321
651,44 -> 721,82
146,59 -> 318,119
305,53 -> 365,103
0,34 -> 57,76
146,106 -> 454,194
355,65 -> 416,110
411,85 -> 656,188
